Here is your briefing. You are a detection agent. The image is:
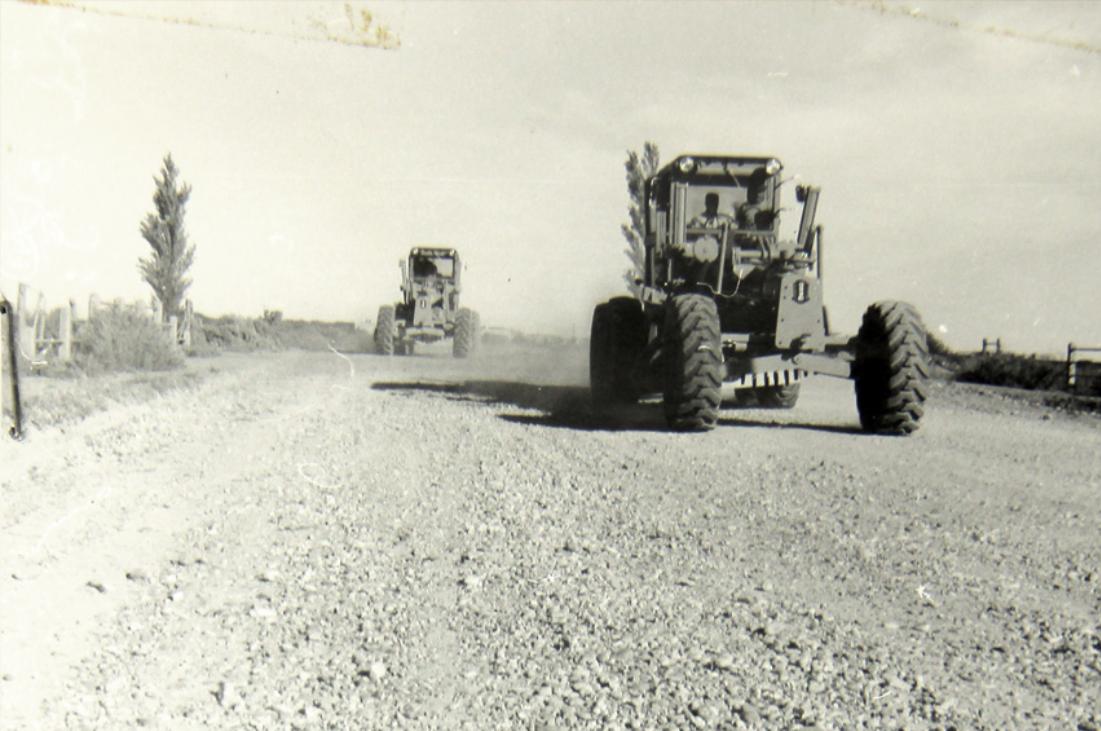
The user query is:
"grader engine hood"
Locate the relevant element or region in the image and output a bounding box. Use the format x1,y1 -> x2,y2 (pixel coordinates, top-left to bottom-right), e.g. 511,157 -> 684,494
411,278 -> 451,326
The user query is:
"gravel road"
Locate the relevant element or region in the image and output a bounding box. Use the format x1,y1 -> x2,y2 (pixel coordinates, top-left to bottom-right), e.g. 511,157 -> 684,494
2,345 -> 1098,730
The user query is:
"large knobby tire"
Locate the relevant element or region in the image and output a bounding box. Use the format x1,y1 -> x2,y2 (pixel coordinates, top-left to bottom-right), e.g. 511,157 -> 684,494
590,303 -> 612,405
663,293 -> 722,431
453,308 -> 478,358
756,383 -> 800,409
374,305 -> 395,355
854,300 -> 929,435
590,297 -> 646,409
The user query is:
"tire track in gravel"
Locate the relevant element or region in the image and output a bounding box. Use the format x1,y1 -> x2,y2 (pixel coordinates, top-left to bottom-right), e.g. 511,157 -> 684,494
350,354 -> 1100,729
29,352 -> 490,730
0,352 -> 358,729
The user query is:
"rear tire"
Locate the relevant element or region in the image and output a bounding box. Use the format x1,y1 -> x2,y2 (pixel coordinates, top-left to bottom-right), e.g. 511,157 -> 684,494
663,293 -> 722,431
590,297 -> 646,409
854,300 -> 929,435
453,308 -> 478,358
374,305 -> 395,355
757,383 -> 800,409
728,389 -> 757,408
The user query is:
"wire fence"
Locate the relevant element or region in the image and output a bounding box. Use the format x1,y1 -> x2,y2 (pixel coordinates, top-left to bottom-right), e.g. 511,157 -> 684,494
1,282 -> 197,438
2,283 -> 192,369
1067,343 -> 1101,395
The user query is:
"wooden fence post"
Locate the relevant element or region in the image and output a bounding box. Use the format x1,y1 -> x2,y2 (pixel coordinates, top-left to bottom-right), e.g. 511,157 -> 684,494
69,299 -> 78,359
59,301 -> 73,362
16,284 -> 36,365
33,292 -> 46,352
1,297 -> 24,438
1067,343 -> 1075,390
181,299 -> 193,350
1,298 -> 9,424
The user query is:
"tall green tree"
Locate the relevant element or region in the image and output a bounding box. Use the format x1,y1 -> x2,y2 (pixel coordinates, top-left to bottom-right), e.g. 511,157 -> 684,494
139,154 -> 195,320
621,142 -> 660,296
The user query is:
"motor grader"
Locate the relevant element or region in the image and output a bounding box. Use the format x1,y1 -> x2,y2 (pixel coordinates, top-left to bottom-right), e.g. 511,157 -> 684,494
591,154 -> 929,434
374,247 -> 479,358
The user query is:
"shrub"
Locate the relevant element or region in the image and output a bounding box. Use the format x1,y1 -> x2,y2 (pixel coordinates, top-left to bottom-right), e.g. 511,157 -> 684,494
1072,361 -> 1101,398
926,331 -> 953,357
75,302 -> 184,373
184,321 -> 219,357
955,353 -> 1065,392
195,315 -> 279,351
273,319 -> 373,352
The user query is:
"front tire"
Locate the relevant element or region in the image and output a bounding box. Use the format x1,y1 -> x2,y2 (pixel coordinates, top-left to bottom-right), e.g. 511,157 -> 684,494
663,293 -> 722,431
374,305 -> 395,355
854,300 -> 929,435
590,297 -> 646,409
453,308 -> 478,358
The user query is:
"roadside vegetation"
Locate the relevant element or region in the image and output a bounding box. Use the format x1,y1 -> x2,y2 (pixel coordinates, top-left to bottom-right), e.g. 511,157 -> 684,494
955,353 -> 1069,392
74,302 -> 185,373
194,311 -> 373,354
15,315 -> 1098,436
19,369 -> 205,432
16,303 -> 373,433
927,331 -> 1101,412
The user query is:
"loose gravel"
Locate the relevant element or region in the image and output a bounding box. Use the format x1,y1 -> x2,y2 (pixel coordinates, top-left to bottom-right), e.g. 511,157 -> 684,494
2,347 -> 1098,730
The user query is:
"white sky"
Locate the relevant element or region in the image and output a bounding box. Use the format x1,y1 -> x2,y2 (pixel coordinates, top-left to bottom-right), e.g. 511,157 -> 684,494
1,0 -> 1099,354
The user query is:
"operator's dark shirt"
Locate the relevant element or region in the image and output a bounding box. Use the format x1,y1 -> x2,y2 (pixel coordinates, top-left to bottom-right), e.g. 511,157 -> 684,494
737,204 -> 771,230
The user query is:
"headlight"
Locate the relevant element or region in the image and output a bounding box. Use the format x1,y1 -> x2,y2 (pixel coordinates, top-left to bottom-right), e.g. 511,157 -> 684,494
677,157 -> 696,174
765,158 -> 782,176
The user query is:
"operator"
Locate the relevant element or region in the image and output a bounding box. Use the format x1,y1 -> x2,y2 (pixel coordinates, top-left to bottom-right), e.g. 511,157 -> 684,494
689,192 -> 733,230
737,190 -> 765,230
414,258 -> 439,278
737,171 -> 773,230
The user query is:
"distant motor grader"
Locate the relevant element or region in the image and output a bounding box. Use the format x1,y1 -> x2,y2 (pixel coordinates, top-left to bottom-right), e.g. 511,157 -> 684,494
591,154 -> 929,434
374,247 -> 479,358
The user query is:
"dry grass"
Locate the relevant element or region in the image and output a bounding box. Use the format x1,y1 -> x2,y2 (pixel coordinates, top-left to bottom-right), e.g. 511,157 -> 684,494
74,303 -> 184,373
194,315 -> 279,352
20,368 -> 205,431
195,315 -> 372,354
